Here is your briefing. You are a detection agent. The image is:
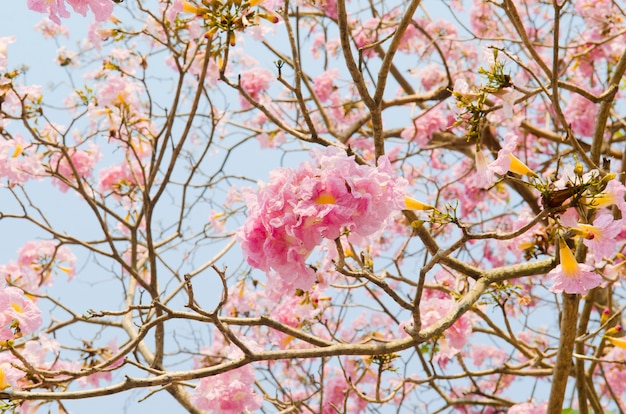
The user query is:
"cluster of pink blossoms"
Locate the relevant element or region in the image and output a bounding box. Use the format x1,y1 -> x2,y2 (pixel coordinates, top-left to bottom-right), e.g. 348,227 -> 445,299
0,240 -> 77,291
238,147 -> 407,292
27,0 -> 114,25
191,340 -> 263,414
0,240 -> 75,341
0,287 -> 42,342
239,68 -> 274,110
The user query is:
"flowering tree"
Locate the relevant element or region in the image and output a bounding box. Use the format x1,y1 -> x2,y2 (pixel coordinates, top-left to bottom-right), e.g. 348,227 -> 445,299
1,0 -> 626,412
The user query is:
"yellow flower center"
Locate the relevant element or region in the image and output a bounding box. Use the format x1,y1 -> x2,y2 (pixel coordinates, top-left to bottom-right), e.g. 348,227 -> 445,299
315,192 -> 336,205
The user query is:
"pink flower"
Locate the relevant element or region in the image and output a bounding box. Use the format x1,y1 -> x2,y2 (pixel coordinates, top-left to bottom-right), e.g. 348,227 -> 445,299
578,214 -> 622,262
27,0 -> 113,24
321,370 -> 367,414
418,297 -> 472,362
602,346 -> 626,397
414,63 -> 447,91
590,179 -> 626,217
35,18 -> 70,39
0,36 -> 15,72
17,240 -> 77,284
48,145 -> 101,192
0,353 -> 25,389
238,147 -> 407,293
256,130 -> 286,149
0,135 -> 45,186
313,68 -> 340,102
470,344 -> 507,367
66,0 -> 114,22
95,74 -> 143,111
470,149 -> 494,189
239,68 -> 274,109
508,401 -> 548,414
27,0 -> 70,25
190,365 -> 263,414
548,238 -> 602,294
0,287 -> 43,339
564,92 -> 599,137
98,160 -> 146,209
489,133 -> 537,178
401,109 -> 450,147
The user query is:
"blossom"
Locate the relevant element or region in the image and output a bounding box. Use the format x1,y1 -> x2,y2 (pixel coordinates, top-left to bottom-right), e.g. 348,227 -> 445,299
312,68 -> 340,102
48,144 -> 101,192
98,160 -> 146,211
564,92 -> 598,137
417,297 -> 472,363
471,149 -> 495,189
0,36 -> 15,72
489,133 -> 537,178
0,354 -> 25,390
602,345 -> 626,401
499,89 -> 520,118
35,18 -> 70,39
0,134 -> 45,186
27,0 -> 70,25
321,369 -> 367,414
508,401 -> 548,414
547,238 -> 602,294
577,214 -> 622,262
414,63 -> 447,91
401,110 -> 450,147
27,0 -> 113,24
239,68 -> 274,109
78,338 -> 123,388
0,287 -> 43,339
66,0 -> 114,22
190,365 -> 262,413
17,240 -> 77,285
238,147 -> 407,293
590,179 -> 626,217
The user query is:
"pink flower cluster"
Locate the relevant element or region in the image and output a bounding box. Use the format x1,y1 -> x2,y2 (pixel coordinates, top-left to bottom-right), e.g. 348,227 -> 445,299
27,0 -> 114,25
419,297 -> 473,364
191,365 -> 262,413
191,341 -> 263,413
0,240 -> 77,292
563,92 -> 599,138
48,144 -> 101,192
0,134 -> 45,186
313,68 -> 340,103
238,147 -> 407,292
0,287 -> 42,341
239,68 -> 274,110
98,160 -> 146,212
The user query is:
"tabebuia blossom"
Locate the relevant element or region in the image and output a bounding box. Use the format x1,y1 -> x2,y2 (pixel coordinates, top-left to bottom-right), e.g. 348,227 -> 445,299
27,0 -> 113,25
0,287 -> 42,341
66,0 -> 113,21
239,68 -> 274,110
191,341 -> 263,414
238,147 -> 407,292
48,144 -> 101,192
418,297 -> 473,364
190,365 -> 262,414
0,36 -> 15,72
547,238 -> 603,295
577,214 -> 622,263
0,240 -> 77,294
0,134 -> 45,186
508,401 -> 549,414
312,68 -> 340,103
